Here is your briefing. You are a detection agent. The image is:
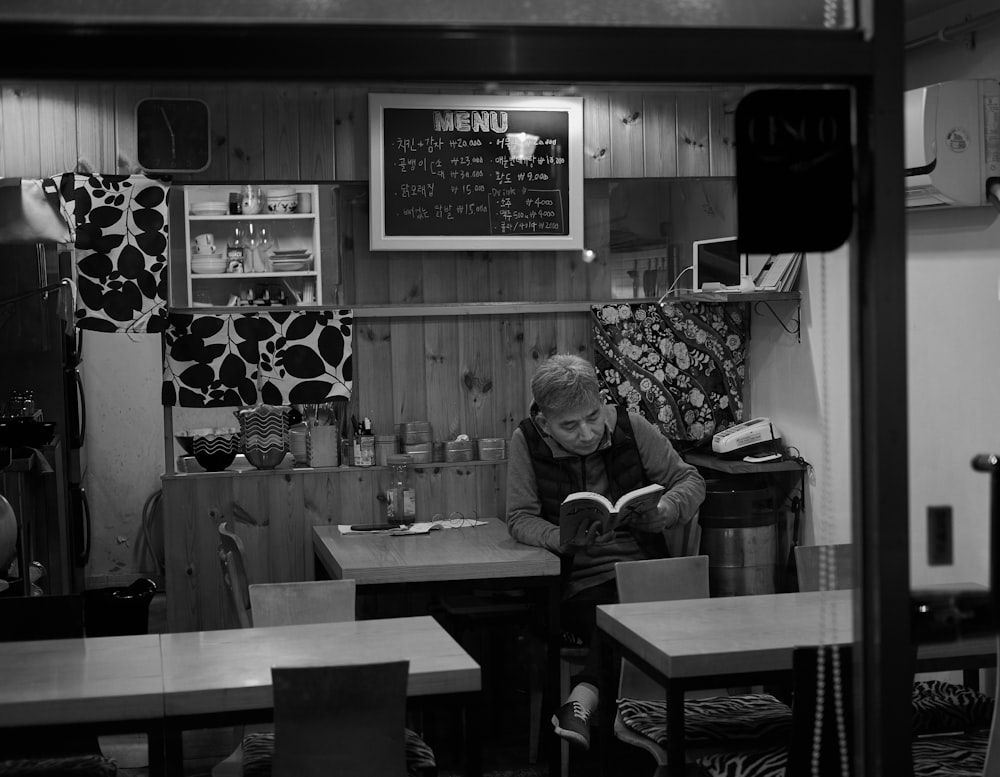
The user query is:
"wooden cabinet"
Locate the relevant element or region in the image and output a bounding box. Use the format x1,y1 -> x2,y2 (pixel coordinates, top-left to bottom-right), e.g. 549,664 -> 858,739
161,460 -> 507,632
177,184 -> 323,308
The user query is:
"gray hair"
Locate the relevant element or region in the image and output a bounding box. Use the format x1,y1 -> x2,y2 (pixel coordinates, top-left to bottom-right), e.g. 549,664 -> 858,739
531,354 -> 602,416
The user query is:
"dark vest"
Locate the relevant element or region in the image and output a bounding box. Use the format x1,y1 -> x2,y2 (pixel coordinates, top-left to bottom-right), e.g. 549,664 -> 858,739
519,405 -> 647,524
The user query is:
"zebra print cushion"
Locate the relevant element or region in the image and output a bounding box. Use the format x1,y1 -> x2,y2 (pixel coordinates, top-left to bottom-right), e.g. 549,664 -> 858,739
696,744 -> 787,777
0,756 -> 118,776
697,718 -> 994,777
617,693 -> 793,746
241,728 -> 436,777
913,730 -> 990,777
911,680 -> 995,735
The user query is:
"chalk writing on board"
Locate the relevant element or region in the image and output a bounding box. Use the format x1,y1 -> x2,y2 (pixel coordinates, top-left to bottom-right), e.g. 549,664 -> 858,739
381,108 -> 570,238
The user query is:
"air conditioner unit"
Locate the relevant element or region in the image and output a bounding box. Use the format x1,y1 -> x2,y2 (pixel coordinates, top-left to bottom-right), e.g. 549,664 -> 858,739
904,79 -> 1000,208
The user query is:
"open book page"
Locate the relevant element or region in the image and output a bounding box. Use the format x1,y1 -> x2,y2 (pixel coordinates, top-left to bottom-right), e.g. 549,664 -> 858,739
559,483 -> 665,546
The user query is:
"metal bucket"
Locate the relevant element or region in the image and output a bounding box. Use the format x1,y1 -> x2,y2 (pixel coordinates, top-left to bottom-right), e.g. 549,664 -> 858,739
700,483 -> 777,597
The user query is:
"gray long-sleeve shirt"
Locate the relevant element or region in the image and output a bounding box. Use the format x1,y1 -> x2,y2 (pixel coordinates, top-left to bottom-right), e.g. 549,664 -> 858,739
505,404 -> 706,598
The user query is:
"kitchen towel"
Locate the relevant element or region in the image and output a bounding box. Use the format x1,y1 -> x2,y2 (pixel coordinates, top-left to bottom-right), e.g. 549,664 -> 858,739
162,309 -> 354,407
55,172 -> 171,334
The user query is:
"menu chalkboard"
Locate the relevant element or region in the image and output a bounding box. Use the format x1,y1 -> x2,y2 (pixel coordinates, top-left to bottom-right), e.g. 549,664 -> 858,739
369,94 -> 583,251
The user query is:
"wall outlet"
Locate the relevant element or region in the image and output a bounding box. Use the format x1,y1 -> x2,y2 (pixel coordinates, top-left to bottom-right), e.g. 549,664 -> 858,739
927,505 -> 953,566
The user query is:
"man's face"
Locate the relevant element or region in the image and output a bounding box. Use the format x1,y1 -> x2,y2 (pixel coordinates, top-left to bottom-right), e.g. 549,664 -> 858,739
538,401 -> 606,457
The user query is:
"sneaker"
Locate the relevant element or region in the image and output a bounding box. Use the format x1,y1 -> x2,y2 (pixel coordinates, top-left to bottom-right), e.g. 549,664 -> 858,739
552,701 -> 591,749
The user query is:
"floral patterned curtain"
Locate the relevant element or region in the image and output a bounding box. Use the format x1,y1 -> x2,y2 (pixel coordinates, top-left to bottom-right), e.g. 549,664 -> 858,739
592,301 -> 748,446
162,309 -> 353,407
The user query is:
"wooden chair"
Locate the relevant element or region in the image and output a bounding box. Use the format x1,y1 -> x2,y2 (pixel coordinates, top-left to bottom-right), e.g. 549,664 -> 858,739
612,556 -> 794,773
793,543 -> 854,592
269,662 -> 413,777
248,579 -> 356,626
217,521 -> 252,629
212,579 -> 436,777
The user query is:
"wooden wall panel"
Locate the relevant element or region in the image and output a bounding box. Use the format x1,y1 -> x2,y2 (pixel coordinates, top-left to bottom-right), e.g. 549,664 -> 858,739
38,83 -> 82,176
581,91 -> 611,179
334,87 -> 369,181
188,84 -> 229,181
299,85 -> 337,180
1,86 -> 41,178
609,91 -> 645,178
226,85 -> 266,180
675,91 -> 711,177
424,316 -> 464,441
262,85 -> 301,180
642,92 -> 678,178
709,86 -> 742,177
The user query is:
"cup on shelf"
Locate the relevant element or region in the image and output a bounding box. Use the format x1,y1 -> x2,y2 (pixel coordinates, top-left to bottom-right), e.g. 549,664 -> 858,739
302,282 -> 315,304
297,191 -> 312,214
193,233 -> 216,254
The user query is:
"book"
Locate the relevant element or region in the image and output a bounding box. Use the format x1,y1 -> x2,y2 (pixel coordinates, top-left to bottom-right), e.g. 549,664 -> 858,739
559,482 -> 666,546
754,253 -> 796,290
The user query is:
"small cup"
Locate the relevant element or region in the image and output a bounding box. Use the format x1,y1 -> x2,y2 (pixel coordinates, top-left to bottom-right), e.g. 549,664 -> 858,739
297,192 -> 312,214
194,233 -> 216,254
301,283 -> 315,304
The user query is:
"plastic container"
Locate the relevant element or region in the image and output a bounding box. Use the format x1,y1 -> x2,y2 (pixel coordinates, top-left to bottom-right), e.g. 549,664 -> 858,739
385,454 -> 417,524
84,578 -> 157,637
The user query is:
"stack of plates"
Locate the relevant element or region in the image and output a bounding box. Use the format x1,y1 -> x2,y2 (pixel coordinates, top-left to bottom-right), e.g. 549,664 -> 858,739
191,201 -> 228,216
191,254 -> 227,274
269,249 -> 313,272
289,423 -> 308,464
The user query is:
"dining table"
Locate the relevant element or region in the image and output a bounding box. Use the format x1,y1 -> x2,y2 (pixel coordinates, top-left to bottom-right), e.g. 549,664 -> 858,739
160,615 -> 481,776
312,517 -> 563,776
0,632 -> 166,777
595,588 -> 997,777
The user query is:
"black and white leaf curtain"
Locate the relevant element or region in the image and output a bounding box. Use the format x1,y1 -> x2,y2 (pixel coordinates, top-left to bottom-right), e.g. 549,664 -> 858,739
162,309 -> 354,408
52,172 -> 170,333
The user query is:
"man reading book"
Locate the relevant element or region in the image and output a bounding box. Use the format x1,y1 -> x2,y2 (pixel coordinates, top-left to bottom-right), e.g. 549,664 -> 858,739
505,353 -> 706,750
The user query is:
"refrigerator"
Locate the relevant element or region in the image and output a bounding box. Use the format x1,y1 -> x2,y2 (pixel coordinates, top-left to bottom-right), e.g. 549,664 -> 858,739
0,242 -> 88,594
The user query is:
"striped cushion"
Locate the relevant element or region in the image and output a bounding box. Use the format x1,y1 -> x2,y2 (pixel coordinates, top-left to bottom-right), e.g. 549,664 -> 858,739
911,680 -> 995,735
0,756 -> 118,776
913,730 -> 990,777
617,693 -> 793,746
696,744 -> 787,777
241,729 -> 435,777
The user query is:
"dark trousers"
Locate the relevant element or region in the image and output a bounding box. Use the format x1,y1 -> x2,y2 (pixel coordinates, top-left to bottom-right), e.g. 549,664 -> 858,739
561,578 -> 618,689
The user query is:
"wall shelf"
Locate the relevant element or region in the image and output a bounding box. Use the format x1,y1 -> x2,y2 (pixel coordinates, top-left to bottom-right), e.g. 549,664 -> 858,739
350,291 -> 800,318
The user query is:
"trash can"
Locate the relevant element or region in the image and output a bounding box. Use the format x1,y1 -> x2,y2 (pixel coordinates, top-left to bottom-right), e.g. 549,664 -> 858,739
699,481 -> 777,597
83,578 -> 157,637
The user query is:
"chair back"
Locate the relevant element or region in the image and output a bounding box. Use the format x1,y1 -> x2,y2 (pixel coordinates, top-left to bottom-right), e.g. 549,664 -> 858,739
270,662 -> 409,777
794,543 -> 854,591
218,521 -> 252,629
249,579 -> 357,627
0,594 -> 83,641
614,556 -> 711,699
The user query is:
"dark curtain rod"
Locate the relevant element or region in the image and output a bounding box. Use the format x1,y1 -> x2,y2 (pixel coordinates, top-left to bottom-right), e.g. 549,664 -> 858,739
0,277 -> 69,308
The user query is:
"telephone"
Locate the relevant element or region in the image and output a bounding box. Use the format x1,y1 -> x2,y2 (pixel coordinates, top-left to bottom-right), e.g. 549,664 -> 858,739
712,417 -> 781,458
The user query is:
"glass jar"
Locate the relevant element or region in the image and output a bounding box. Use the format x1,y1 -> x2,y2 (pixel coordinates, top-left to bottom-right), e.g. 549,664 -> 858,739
385,454 -> 416,524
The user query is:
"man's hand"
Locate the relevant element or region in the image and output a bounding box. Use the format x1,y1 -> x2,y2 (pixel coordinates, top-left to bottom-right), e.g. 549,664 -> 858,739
623,498 -> 670,533
561,518 -> 615,552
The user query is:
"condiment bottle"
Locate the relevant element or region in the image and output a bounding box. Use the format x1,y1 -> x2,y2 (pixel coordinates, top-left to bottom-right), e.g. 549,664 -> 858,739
226,224 -> 246,271
358,417 -> 375,467
385,454 -> 417,524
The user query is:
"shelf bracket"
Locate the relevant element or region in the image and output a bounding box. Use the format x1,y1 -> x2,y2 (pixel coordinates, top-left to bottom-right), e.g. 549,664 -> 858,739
754,300 -> 800,342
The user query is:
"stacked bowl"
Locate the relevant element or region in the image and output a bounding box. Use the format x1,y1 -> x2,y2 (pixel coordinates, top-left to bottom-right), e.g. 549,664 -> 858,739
236,405 -> 289,469
191,254 -> 227,274
192,429 -> 241,471
265,188 -> 298,213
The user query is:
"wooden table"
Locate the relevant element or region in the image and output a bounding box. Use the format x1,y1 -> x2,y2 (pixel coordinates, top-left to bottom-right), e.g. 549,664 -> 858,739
160,616 -> 481,775
0,633 -> 165,775
595,589 -> 997,777
312,518 -> 562,776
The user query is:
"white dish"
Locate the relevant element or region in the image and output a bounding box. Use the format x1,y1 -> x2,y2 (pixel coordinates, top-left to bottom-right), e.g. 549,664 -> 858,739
270,259 -> 313,271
